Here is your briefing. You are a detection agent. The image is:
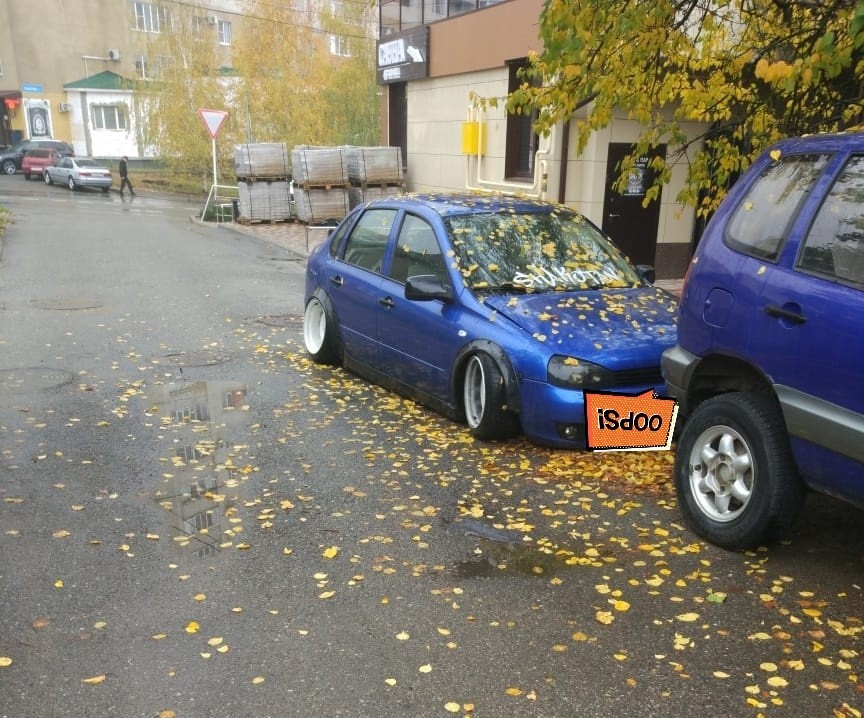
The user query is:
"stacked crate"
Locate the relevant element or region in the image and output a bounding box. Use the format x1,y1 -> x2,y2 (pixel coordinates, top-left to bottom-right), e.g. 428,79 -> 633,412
291,146 -> 351,224
345,146 -> 405,208
234,143 -> 292,222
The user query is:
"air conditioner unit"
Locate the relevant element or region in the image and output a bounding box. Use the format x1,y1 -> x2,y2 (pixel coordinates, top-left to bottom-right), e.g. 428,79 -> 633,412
107,48 -> 121,61
58,102 -> 72,113
207,15 -> 218,24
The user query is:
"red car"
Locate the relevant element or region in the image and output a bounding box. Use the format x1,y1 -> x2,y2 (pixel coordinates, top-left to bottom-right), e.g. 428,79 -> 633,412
21,148 -> 63,180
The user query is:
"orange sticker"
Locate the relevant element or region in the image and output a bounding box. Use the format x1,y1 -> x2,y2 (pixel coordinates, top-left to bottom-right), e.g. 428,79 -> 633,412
584,389 -> 677,451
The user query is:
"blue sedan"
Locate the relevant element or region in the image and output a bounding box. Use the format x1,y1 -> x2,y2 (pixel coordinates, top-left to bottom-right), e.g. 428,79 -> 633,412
303,193 -> 678,448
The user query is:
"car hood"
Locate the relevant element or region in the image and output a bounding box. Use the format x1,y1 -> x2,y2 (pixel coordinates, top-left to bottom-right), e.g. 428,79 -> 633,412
482,286 -> 678,367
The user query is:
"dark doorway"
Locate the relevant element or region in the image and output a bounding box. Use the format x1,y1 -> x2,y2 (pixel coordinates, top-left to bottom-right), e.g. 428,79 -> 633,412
601,143 -> 665,267
388,82 -> 407,170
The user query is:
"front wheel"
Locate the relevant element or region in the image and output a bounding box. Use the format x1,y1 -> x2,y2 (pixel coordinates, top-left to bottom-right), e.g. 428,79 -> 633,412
303,294 -> 341,365
675,392 -> 805,550
44,171 -> 53,185
462,353 -> 520,441
67,176 -> 76,191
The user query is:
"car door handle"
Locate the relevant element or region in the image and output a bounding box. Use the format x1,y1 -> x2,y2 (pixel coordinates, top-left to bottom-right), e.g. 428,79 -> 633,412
329,275 -> 344,287
764,304 -> 806,324
378,296 -> 395,309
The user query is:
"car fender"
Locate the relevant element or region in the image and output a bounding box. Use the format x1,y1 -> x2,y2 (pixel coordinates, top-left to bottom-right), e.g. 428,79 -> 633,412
452,340 -> 521,414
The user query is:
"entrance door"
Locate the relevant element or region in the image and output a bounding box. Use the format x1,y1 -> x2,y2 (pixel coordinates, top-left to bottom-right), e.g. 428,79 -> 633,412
388,82 -> 407,170
601,143 -> 665,267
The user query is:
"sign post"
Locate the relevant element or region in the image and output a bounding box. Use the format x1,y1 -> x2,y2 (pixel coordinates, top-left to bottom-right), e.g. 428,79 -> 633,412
197,109 -> 230,222
198,108 -> 229,186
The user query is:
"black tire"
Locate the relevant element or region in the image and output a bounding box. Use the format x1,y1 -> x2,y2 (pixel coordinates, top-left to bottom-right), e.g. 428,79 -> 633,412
101,186 -> 110,193
303,292 -> 342,365
674,392 -> 805,550
461,353 -> 521,441
24,172 -> 31,181
44,171 -> 53,185
1,160 -> 16,175
67,176 -> 76,191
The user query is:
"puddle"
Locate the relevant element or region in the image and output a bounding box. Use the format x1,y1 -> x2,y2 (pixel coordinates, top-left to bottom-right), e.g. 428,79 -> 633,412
452,540 -> 571,579
140,380 -> 256,559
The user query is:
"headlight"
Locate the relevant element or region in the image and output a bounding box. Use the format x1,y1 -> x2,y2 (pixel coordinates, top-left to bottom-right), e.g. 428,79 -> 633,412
547,355 -> 612,388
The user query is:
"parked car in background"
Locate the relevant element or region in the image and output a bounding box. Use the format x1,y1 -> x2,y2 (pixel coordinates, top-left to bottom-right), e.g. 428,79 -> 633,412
21,148 -> 62,180
303,192 -> 678,448
0,138 -> 73,175
44,156 -> 112,192
663,131 -> 864,550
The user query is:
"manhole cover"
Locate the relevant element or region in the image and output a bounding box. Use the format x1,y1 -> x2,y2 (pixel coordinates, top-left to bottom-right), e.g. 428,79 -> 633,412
31,297 -> 104,310
255,314 -> 303,327
0,367 -> 76,393
152,350 -> 232,367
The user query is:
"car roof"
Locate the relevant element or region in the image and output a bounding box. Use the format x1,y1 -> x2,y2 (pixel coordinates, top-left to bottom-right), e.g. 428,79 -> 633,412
770,130 -> 864,153
368,192 -> 578,218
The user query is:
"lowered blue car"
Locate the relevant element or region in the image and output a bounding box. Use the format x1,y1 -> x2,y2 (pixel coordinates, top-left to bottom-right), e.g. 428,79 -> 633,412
303,193 -> 678,448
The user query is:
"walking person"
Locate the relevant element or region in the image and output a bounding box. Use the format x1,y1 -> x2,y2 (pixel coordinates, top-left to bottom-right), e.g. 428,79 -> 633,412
119,155 -> 135,196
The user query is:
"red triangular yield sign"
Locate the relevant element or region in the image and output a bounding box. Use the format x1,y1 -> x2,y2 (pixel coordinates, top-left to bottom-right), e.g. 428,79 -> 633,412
198,108 -> 229,139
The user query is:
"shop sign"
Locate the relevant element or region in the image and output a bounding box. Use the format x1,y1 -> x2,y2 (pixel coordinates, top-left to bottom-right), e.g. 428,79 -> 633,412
377,26 -> 429,84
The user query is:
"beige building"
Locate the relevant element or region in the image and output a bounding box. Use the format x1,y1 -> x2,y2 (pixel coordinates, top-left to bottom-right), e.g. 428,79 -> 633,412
0,1 -> 238,158
377,0 -> 701,278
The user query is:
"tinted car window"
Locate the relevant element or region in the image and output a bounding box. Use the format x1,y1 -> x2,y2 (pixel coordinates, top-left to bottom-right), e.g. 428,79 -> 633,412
342,209 -> 397,272
724,154 -> 829,260
444,210 -> 642,291
389,214 -> 446,284
797,155 -> 864,287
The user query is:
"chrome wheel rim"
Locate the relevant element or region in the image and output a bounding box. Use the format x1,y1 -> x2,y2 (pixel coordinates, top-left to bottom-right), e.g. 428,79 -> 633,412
463,356 -> 486,429
687,424 -> 754,522
303,299 -> 325,354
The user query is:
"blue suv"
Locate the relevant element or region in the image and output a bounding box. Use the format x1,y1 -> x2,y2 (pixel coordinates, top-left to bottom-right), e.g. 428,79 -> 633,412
662,132 -> 864,549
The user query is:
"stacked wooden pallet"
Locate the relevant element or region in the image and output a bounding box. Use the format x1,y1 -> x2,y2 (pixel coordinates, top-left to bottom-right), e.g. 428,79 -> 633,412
291,147 -> 351,224
345,146 -> 405,208
234,143 -> 292,222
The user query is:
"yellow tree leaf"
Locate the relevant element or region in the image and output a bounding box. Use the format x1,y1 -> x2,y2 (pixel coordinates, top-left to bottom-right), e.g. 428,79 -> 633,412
82,675 -> 106,685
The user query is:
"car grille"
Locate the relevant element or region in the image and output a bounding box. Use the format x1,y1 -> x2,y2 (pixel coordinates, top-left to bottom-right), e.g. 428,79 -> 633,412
610,367 -> 663,387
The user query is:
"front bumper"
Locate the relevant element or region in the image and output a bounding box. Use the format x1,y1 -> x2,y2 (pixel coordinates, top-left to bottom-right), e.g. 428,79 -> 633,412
519,378 -> 667,449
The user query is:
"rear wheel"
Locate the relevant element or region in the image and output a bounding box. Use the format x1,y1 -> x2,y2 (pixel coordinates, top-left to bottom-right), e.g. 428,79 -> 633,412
675,392 -> 805,550
67,176 -> 76,191
303,294 -> 341,365
462,353 -> 520,441
101,186 -> 110,193
1,160 -> 15,175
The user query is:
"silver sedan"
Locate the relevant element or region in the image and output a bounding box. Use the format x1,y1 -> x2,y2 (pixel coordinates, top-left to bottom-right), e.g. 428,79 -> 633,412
44,156 -> 113,192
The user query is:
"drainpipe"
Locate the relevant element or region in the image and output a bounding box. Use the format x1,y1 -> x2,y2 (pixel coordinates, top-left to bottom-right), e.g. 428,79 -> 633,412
557,119 -> 570,204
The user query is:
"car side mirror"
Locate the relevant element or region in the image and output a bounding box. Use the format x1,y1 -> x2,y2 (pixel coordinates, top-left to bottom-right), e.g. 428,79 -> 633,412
404,275 -> 454,303
636,264 -> 656,284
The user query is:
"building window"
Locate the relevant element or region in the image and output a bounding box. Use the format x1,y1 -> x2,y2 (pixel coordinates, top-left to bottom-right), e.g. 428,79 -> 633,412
329,35 -> 350,57
218,20 -> 232,45
133,2 -> 168,33
91,104 -> 128,131
505,60 -> 538,181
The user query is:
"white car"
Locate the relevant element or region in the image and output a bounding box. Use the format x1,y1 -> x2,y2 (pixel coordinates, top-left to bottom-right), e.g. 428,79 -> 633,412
44,156 -> 112,192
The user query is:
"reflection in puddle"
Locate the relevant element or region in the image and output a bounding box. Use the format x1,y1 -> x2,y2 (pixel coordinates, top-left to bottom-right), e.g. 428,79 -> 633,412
145,381 -> 249,558
452,540 -> 573,579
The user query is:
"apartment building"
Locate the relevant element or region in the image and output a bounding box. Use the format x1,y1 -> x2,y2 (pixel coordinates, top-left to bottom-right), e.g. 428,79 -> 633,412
377,0 -> 702,278
0,1 -> 241,158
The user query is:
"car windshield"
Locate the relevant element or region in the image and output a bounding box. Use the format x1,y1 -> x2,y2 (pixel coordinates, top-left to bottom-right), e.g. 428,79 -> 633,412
76,159 -> 99,167
444,209 -> 643,292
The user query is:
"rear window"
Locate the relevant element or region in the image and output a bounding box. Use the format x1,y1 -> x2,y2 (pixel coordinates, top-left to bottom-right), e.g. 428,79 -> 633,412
724,153 -> 830,260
